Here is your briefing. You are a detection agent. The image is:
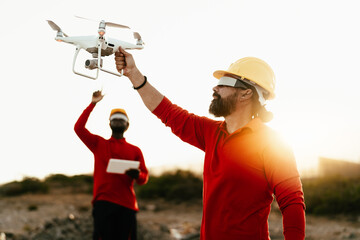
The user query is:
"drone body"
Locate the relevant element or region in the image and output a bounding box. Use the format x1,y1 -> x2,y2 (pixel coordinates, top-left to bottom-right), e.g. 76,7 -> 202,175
56,35 -> 142,56
47,18 -> 144,79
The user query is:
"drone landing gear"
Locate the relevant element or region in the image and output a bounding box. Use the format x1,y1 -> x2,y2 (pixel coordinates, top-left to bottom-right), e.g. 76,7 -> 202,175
72,45 -> 123,80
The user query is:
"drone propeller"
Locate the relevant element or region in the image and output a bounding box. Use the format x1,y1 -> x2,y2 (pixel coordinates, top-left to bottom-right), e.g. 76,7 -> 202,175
75,16 -> 130,29
133,32 -> 141,40
133,32 -> 145,45
46,20 -> 68,37
105,21 -> 130,29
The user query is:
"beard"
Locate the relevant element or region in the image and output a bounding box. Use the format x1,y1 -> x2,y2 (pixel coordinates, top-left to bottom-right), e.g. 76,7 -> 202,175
209,91 -> 238,117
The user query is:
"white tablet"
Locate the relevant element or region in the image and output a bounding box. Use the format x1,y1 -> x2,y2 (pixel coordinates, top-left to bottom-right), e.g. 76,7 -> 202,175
106,159 -> 140,174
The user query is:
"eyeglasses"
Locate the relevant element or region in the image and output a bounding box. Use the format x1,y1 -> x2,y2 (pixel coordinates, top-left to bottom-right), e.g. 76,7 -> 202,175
218,76 -> 250,89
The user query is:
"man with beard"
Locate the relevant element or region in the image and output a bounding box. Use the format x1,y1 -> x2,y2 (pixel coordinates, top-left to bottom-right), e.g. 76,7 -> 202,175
74,90 -> 148,240
114,48 -> 305,240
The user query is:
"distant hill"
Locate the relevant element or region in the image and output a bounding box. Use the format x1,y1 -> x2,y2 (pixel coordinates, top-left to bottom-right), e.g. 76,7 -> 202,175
318,157 -> 360,178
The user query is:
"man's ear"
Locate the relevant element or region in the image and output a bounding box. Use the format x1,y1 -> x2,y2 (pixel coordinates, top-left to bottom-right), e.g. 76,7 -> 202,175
241,89 -> 253,99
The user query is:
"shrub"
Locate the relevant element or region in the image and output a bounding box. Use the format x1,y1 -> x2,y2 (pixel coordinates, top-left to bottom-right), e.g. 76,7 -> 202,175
303,176 -> 360,215
0,174 -> 94,197
71,174 -> 93,185
136,169 -> 203,201
0,181 -> 23,196
0,177 -> 49,196
44,174 -> 72,185
45,174 -> 93,193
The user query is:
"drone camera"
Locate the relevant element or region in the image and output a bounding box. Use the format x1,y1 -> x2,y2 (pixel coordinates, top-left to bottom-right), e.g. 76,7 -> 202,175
85,59 -> 103,70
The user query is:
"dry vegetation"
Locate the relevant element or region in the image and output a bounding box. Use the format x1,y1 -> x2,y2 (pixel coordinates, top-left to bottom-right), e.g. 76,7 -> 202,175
0,172 -> 360,239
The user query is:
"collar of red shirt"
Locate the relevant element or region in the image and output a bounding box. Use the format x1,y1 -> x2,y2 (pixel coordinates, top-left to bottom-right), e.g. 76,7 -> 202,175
219,117 -> 263,135
109,137 -> 127,142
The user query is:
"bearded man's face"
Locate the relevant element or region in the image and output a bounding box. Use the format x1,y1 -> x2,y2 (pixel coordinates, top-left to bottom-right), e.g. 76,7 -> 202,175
209,90 -> 239,117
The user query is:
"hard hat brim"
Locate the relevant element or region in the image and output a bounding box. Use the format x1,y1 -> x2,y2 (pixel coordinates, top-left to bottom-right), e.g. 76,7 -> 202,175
110,113 -> 129,122
213,70 -> 238,80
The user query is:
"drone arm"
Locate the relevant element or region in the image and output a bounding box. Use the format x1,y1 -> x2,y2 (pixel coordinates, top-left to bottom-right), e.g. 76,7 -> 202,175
72,46 -> 99,80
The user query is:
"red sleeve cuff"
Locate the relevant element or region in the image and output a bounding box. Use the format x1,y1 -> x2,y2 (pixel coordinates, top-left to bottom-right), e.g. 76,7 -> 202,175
283,203 -> 306,240
152,96 -> 170,117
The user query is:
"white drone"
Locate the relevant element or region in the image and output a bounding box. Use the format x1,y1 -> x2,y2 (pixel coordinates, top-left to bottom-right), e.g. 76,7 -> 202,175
47,17 -> 144,80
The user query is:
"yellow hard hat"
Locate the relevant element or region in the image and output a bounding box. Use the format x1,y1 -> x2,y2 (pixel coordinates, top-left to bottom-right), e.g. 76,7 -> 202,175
109,108 -> 129,121
213,57 -> 276,100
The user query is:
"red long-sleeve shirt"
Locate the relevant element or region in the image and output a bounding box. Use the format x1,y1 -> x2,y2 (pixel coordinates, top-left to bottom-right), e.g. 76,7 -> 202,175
153,97 -> 305,240
74,103 -> 148,211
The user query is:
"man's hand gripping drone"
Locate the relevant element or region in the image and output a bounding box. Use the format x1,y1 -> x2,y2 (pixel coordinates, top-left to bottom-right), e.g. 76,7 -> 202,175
47,17 -> 144,80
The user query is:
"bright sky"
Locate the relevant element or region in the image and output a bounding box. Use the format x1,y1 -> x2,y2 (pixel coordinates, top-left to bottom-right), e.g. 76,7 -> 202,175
1,0 -> 360,184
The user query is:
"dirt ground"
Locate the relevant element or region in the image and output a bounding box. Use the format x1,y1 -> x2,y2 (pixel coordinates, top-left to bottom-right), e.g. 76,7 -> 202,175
0,191 -> 360,239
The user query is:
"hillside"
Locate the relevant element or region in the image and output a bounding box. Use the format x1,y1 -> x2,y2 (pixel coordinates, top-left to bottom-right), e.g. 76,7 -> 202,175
1,172 -> 360,239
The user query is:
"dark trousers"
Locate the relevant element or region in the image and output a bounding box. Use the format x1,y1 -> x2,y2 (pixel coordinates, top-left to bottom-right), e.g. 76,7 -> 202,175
92,200 -> 137,240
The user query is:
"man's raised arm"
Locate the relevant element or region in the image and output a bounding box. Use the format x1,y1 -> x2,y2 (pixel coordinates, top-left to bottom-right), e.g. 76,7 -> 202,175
114,47 -> 164,112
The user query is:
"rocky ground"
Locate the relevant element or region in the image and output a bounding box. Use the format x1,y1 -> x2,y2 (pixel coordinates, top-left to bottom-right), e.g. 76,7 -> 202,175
1,191 -> 360,239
